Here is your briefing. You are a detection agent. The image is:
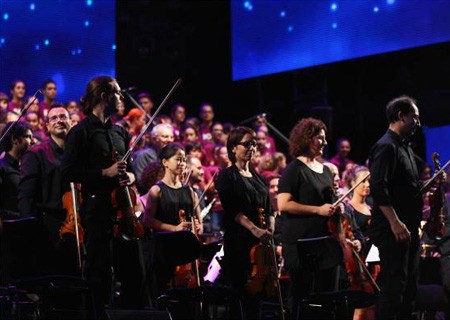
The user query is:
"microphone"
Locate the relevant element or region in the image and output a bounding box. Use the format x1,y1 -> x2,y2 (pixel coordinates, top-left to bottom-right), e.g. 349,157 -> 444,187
239,112 -> 270,125
121,86 -> 137,93
257,113 -> 270,118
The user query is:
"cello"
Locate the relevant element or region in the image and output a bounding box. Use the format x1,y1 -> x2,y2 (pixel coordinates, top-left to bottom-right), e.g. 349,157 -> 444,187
246,208 -> 285,320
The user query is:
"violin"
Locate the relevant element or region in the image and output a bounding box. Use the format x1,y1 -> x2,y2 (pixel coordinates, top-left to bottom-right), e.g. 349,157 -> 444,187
173,209 -> 200,288
110,80 -> 182,240
423,152 -> 448,239
327,172 -> 380,294
328,213 -> 377,293
110,80 -> 183,241
111,150 -> 145,241
60,182 -> 85,270
246,208 -> 285,320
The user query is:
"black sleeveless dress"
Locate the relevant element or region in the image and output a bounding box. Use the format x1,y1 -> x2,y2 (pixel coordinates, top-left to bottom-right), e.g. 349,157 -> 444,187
149,182 -> 195,300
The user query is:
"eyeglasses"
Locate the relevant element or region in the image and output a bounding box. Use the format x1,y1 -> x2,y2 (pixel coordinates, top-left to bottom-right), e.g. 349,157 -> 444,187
48,114 -> 69,122
237,140 -> 257,148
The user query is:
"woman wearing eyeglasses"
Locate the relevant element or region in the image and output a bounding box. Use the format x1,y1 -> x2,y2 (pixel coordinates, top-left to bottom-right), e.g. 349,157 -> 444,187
215,126 -> 273,319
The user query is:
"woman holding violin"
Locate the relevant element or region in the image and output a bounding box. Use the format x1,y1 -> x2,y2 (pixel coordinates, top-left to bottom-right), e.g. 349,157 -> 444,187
277,118 -> 345,319
343,165 -> 378,320
144,142 -> 203,301
215,126 -> 273,319
61,76 -> 146,318
344,166 -> 372,258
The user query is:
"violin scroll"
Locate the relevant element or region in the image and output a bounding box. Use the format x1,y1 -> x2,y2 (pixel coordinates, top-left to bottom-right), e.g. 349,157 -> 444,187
423,152 -> 447,239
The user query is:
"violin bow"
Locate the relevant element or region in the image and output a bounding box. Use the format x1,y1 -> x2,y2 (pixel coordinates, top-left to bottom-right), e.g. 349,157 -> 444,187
192,169 -> 219,213
350,246 -> 381,292
183,168 -> 192,185
331,172 -> 380,292
0,89 -> 42,146
333,173 -> 371,207
121,78 -> 182,162
70,182 -> 83,271
419,158 -> 450,194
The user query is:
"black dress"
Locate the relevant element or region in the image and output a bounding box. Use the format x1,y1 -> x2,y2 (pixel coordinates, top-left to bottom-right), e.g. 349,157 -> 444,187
149,182 -> 195,300
345,203 -> 372,257
216,165 -> 272,316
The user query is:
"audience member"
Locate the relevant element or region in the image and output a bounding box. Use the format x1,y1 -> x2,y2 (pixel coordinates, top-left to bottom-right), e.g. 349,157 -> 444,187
198,103 -> 215,145
330,137 -> 356,177
39,80 -> 57,118
137,92 -> 154,116
8,80 -> 26,114
170,103 -> 186,140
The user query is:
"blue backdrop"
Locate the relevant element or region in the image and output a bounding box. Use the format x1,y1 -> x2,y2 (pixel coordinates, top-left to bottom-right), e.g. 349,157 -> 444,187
0,0 -> 115,103
232,0 -> 450,80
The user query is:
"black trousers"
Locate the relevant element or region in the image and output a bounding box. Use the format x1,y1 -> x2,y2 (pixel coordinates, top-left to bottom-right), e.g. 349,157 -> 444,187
82,195 -> 146,318
372,229 -> 420,320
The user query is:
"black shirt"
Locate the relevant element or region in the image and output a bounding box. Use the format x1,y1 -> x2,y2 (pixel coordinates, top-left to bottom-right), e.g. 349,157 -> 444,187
155,181 -> 194,227
61,114 -> 132,197
18,138 -> 66,216
0,152 -> 20,213
278,159 -> 335,270
368,129 -> 423,236
216,165 -> 272,238
278,159 -> 334,243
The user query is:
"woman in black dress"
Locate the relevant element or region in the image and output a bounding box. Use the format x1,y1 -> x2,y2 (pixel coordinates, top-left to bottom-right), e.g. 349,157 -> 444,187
215,126 -> 272,319
144,143 -> 203,301
344,165 -> 376,320
277,118 -> 343,318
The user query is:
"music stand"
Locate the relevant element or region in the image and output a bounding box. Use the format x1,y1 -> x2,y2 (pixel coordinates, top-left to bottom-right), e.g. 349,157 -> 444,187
296,236 -> 342,272
0,216 -> 42,283
154,231 -> 201,267
296,236 -> 374,320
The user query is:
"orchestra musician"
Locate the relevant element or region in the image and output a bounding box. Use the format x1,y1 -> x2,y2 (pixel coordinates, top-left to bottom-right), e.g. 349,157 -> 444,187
215,126 -> 272,319
343,165 -> 376,320
0,122 -> 34,284
277,118 -> 345,319
18,105 -> 77,275
0,122 -> 34,216
61,76 -> 145,318
144,142 -> 203,301
368,95 -> 422,320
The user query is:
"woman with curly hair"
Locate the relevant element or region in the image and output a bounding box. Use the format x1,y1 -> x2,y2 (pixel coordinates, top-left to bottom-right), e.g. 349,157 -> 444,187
277,117 -> 344,318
